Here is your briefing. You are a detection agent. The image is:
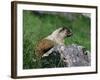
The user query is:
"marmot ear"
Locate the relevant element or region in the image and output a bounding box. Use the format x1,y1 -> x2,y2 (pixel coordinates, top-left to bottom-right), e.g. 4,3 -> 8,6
59,27 -> 66,32
59,27 -> 70,33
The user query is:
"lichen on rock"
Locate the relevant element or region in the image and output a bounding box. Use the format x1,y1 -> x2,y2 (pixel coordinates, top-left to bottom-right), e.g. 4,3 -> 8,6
41,44 -> 91,68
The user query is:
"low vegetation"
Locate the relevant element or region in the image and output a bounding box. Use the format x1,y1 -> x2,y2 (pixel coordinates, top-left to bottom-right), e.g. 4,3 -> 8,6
23,10 -> 90,69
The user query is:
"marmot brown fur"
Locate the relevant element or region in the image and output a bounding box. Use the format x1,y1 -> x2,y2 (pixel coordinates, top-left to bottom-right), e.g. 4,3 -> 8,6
36,27 -> 72,57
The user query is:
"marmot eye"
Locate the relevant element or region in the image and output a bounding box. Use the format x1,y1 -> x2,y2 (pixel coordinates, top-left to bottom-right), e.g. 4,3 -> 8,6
67,29 -> 71,34
67,28 -> 72,34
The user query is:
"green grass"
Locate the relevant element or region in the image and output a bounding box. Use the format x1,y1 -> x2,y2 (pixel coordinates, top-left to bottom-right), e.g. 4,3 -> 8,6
23,10 -> 91,69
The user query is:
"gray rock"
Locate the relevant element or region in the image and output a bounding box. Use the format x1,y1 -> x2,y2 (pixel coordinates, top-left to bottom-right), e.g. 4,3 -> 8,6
43,44 -> 91,67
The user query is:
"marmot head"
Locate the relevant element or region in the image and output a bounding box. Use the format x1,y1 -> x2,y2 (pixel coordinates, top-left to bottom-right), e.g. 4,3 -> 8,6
52,27 -> 72,39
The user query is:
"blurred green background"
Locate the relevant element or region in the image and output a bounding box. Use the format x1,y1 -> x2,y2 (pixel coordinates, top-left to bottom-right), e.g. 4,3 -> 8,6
23,10 -> 91,69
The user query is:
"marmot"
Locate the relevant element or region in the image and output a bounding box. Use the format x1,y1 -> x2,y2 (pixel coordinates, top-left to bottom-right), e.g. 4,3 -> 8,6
36,27 -> 72,57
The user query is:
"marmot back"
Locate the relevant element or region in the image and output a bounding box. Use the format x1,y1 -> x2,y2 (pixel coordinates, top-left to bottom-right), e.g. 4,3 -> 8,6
36,39 -> 56,57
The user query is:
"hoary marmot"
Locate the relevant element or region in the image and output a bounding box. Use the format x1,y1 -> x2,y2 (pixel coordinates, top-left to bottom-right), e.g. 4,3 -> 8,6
36,27 -> 72,58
